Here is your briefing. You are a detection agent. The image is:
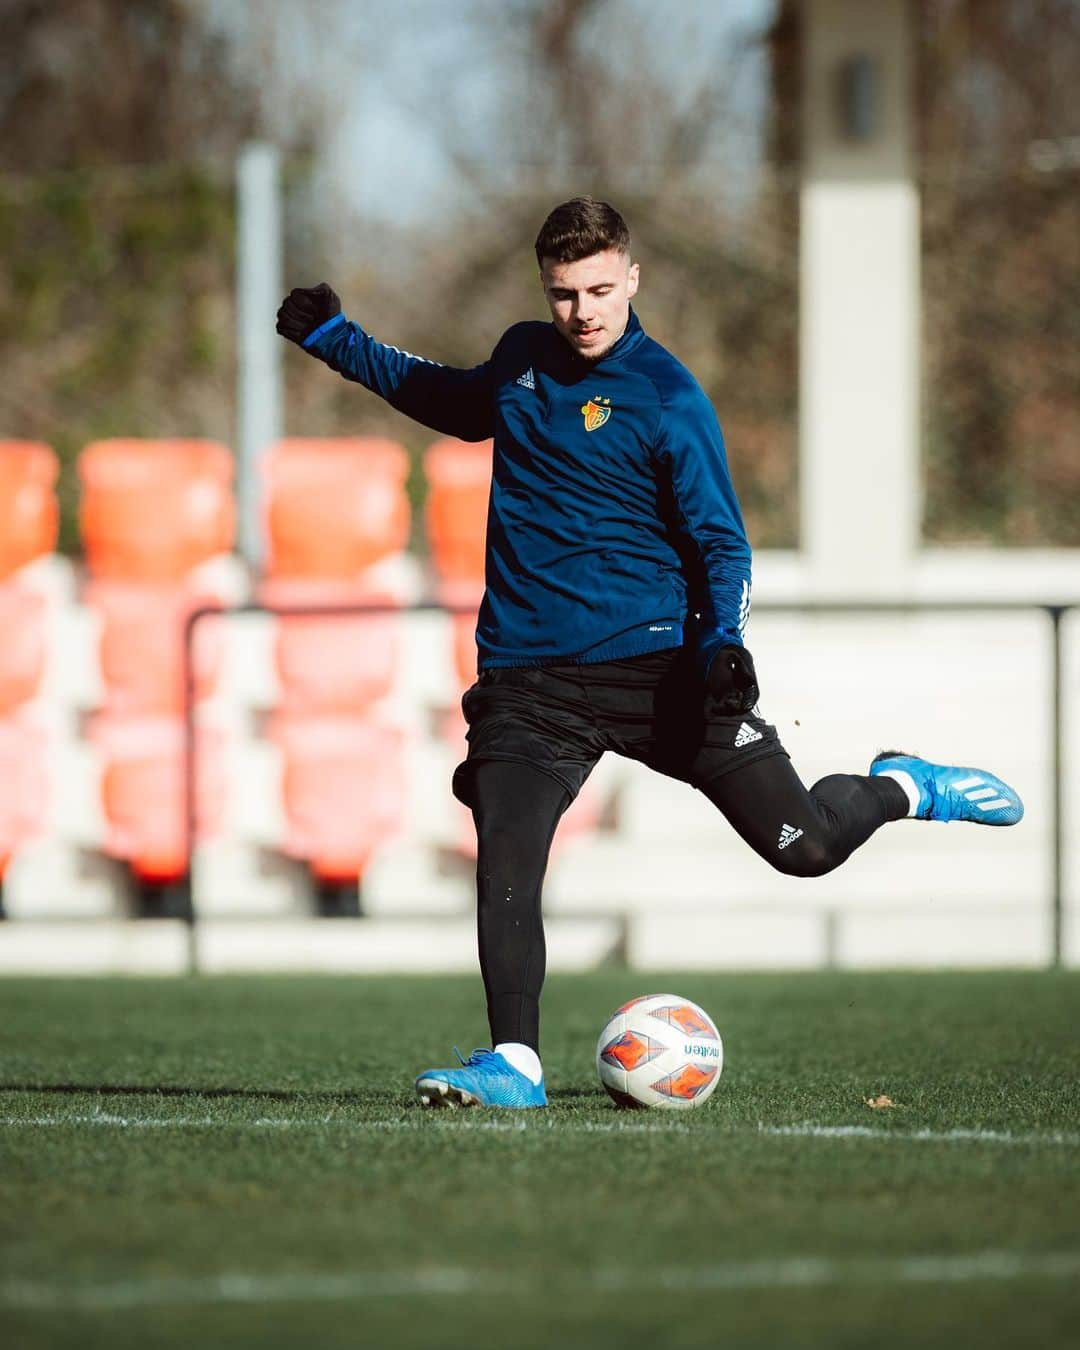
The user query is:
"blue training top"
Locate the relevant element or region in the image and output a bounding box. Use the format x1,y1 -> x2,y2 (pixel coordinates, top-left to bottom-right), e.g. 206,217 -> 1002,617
302,307 -> 751,675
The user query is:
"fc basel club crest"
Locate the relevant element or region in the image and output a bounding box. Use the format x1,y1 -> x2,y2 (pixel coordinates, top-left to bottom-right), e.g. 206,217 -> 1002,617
580,395 -> 612,431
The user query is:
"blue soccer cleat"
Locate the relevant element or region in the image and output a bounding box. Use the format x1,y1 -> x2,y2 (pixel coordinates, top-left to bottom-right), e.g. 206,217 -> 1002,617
870,751 -> 1024,826
415,1048 -> 548,1109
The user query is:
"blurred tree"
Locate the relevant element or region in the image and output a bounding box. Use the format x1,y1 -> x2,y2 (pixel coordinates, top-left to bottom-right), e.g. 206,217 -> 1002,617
0,0 -> 308,550
6,0 -> 1074,556
916,0 -> 1080,545
0,0 -> 257,171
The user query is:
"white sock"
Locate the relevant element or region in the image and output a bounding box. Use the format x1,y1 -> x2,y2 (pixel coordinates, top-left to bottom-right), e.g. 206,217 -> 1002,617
495,1042 -> 543,1084
878,769 -> 920,817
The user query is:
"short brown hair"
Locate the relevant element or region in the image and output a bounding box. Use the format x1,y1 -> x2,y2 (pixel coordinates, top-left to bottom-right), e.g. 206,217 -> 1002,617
534,197 -> 631,266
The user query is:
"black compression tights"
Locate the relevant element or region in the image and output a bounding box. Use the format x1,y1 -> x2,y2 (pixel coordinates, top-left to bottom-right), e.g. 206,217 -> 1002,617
469,756 -> 908,1051
471,762 -> 571,1055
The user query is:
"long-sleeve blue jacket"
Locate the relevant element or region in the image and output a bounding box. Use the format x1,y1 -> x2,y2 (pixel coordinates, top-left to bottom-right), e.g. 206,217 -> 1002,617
302,307 -> 751,675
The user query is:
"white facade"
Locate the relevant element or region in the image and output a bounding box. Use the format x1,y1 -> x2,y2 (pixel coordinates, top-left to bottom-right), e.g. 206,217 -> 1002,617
1,564 -> 1075,974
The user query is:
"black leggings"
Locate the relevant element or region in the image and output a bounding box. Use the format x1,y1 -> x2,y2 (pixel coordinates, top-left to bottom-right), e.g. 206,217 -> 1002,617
470,756 -> 907,1051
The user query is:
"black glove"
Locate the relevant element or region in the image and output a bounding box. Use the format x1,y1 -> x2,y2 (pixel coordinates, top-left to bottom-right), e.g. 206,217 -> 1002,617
276,282 -> 341,345
705,644 -> 759,715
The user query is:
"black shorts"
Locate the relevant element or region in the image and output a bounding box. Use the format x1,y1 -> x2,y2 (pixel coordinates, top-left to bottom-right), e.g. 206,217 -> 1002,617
452,646 -> 787,808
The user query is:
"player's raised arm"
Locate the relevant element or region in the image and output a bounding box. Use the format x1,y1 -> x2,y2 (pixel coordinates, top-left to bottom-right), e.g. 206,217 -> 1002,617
655,379 -> 756,709
276,282 -> 495,443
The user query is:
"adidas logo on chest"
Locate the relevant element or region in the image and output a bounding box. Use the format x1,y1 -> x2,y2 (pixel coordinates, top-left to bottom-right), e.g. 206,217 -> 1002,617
515,367 -> 536,390
734,722 -> 763,748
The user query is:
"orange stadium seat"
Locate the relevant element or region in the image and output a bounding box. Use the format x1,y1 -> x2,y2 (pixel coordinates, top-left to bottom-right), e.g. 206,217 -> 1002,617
0,584 -> 47,712
0,441 -> 59,578
425,438 -> 488,702
449,605 -> 480,688
423,438 -> 492,586
270,714 -> 406,882
0,713 -> 48,878
91,716 -> 225,882
259,577 -> 402,713
85,580 -> 225,715
78,439 -> 234,580
425,437 -> 491,733
426,439 -> 603,857
263,438 -> 410,578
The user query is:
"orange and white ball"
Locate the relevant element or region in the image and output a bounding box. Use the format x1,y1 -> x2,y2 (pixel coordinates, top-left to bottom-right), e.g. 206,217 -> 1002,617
596,993 -> 724,1110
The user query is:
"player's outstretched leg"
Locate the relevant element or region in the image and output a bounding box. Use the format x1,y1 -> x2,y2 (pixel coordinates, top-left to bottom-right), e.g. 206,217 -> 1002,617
701,752 -> 909,878
415,760 -> 569,1109
704,747 -> 1023,882
869,751 -> 1024,826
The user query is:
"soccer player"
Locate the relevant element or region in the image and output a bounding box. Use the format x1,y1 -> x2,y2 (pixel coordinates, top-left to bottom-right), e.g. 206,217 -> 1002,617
277,197 -> 1023,1110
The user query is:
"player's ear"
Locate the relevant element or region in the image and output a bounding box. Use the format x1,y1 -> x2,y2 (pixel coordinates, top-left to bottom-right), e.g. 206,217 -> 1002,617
626,260 -> 640,299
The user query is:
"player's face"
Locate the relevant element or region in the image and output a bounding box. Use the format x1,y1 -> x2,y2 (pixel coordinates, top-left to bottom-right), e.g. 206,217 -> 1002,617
540,249 -> 640,361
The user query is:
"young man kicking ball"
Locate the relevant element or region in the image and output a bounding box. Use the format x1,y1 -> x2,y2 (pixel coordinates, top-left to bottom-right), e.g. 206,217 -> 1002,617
277,197 -> 1023,1109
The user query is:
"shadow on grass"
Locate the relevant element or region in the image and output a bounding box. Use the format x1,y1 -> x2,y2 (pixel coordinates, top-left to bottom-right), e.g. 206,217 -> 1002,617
0,1082 -> 374,1105
0,1082 -> 603,1110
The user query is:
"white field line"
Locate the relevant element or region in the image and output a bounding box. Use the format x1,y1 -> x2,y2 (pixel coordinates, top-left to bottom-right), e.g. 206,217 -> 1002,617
2,1250 -> 1079,1310
758,1122 -> 1080,1147
0,1112 -> 678,1134
1,1112 -> 1078,1147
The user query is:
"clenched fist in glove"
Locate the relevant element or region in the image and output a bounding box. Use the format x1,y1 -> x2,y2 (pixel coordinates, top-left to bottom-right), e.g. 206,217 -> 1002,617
705,644 -> 759,715
276,282 -> 341,345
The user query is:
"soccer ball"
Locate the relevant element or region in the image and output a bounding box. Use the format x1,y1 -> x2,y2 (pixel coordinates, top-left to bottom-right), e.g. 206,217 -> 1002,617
596,993 -> 723,1110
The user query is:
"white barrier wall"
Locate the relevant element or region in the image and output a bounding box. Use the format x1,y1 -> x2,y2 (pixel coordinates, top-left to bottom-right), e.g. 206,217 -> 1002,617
1,561 -> 1075,975
551,610 -> 1055,968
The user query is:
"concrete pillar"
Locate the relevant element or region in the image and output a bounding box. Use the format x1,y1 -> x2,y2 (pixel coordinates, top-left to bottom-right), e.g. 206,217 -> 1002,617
799,0 -> 920,595
237,142 -> 283,571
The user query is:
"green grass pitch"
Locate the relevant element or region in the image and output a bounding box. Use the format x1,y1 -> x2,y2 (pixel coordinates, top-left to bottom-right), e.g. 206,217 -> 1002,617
1,970 -> 1078,1349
